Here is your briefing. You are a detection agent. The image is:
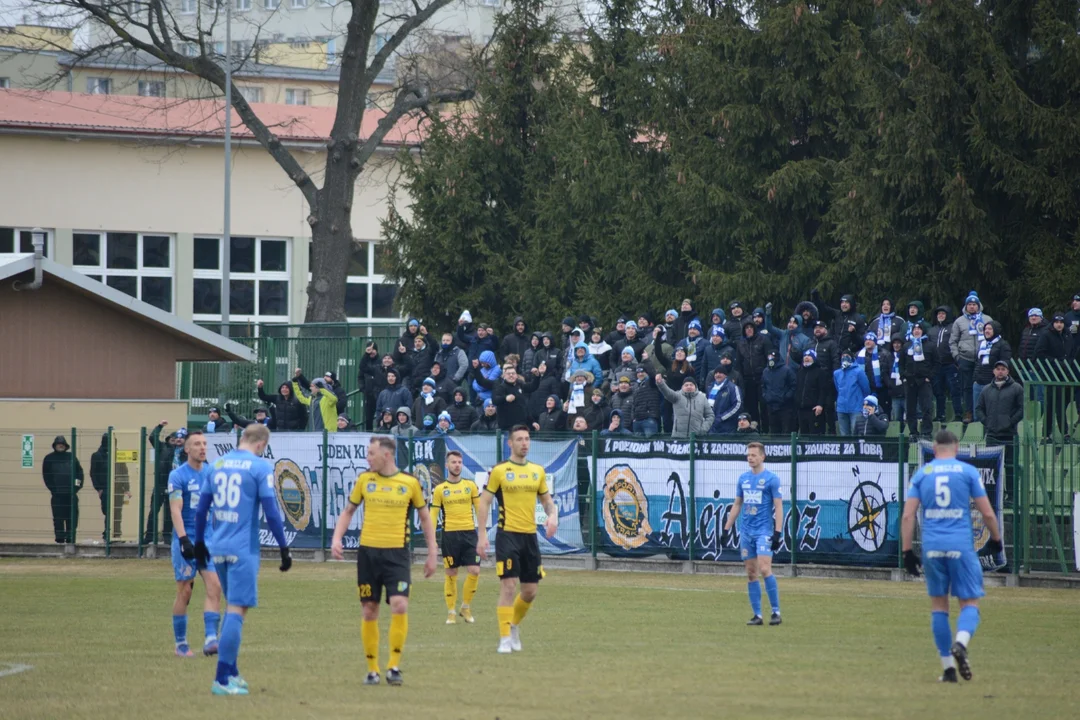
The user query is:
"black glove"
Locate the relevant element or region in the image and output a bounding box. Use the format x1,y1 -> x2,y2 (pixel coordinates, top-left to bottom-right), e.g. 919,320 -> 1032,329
984,538 -> 1003,556
903,549 -> 921,577
193,540 -> 210,565
179,536 -> 195,560
771,531 -> 782,552
279,547 -> 292,573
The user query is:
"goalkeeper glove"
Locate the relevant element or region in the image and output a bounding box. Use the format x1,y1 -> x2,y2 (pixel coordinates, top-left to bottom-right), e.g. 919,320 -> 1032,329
179,536 -> 195,560
193,540 -> 210,565
984,538 -> 1003,556
279,547 -> 292,573
770,531 -> 782,552
903,549 -> 921,577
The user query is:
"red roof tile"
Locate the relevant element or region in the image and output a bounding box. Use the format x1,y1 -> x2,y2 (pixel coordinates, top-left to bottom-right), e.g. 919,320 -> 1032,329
0,89 -> 424,146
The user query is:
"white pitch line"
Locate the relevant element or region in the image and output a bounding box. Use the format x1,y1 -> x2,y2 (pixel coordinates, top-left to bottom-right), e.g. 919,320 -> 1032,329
0,663 -> 33,678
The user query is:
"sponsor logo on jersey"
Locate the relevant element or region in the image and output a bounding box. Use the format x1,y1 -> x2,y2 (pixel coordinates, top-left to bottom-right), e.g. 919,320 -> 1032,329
367,482 -> 377,492
274,458 -> 311,532
601,464 -> 652,550
743,490 -> 763,504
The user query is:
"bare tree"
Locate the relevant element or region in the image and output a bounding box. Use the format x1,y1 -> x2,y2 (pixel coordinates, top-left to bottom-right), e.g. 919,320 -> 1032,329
19,0 -> 475,323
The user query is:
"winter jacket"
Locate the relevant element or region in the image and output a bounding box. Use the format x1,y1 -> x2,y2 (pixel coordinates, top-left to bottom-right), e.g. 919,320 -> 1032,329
1018,319 -> 1048,361
535,405 -> 566,433
434,343 -> 469,384
359,350 -> 385,396
795,362 -> 830,411
868,307 -> 907,345
470,350 -> 502,403
470,411 -> 500,432
853,407 -> 890,436
631,376 -> 663,423
904,300 -> 926,330
900,336 -> 937,384
610,388 -> 636,417
675,334 -> 706,371
600,410 -> 634,437
588,339 -> 614,375
42,442 -> 84,495
706,379 -> 743,434
527,375 -> 562,420
499,317 -> 531,367
833,365 -> 872,414
490,375 -> 541,430
407,342 -> 437,396
376,377 -> 412,419
412,394 -> 448,430
523,334 -> 544,375
950,300 -> 994,364
611,332 -> 649,364
708,308 -> 726,337
568,343 -> 604,388
457,325 -> 499,363
974,333 -> 1011,386
811,290 -> 867,357
696,338 -> 736,385
148,424 -> 184,488
390,407 -> 418,438
1035,326 -> 1072,361
581,397 -> 610,431
723,303 -> 747,341
767,315 -> 812,368
794,301 -> 820,336
857,345 -> 893,395
293,378 -> 340,432
536,334 -> 564,379
90,434 -> 110,494
761,363 -> 797,411
976,376 -> 1024,439
931,306 -> 956,366
657,382 -> 715,437
736,323 -> 770,382
672,306 -> 699,344
653,339 -> 695,390
448,399 -> 479,431
811,333 -> 840,376
226,406 -> 273,430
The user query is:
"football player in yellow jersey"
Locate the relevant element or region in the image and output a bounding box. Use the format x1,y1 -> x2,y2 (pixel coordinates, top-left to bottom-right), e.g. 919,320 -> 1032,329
330,435 -> 437,687
430,450 -> 481,625
476,425 -> 558,654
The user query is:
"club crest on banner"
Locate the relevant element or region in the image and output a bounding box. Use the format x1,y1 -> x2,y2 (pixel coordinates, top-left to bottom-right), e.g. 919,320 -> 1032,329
602,464 -> 651,550
274,458 -> 311,531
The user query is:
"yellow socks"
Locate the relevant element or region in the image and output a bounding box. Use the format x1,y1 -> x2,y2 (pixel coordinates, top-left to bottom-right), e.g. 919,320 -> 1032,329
497,606 -> 513,638
512,594 -> 532,626
462,574 -> 479,606
361,619 -> 379,673
444,575 -> 458,611
388,613 -> 408,669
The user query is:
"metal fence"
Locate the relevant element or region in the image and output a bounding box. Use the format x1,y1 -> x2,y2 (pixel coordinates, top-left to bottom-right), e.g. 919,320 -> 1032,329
4,428 -> 1068,574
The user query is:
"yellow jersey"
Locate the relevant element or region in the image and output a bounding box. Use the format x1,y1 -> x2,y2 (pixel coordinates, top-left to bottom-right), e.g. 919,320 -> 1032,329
484,460 -> 549,534
348,470 -> 426,549
430,478 -> 480,532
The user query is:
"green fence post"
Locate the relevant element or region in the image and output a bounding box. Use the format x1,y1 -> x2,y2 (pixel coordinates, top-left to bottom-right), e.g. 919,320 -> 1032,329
70,427 -> 78,546
590,430 -> 598,559
688,433 -> 696,563
898,430 -> 907,569
789,432 -> 798,570
321,429 -> 329,555
408,435 -> 415,550
138,426 -> 147,558
1012,437 -> 1020,577
106,426 -> 114,557
495,430 -> 503,464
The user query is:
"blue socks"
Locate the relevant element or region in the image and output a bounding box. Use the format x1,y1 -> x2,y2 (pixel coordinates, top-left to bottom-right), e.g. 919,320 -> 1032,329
764,575 -> 780,614
931,611 -> 952,658
215,612 -> 244,685
172,614 -> 187,646
956,606 -> 980,647
748,581 -> 762,617
204,611 -> 220,642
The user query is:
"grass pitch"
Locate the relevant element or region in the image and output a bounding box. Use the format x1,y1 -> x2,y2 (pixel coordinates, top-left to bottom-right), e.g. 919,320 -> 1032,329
1,559 -> 1077,720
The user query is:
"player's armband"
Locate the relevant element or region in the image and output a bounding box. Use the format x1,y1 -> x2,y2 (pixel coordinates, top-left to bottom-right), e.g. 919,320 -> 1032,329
169,490 -> 183,501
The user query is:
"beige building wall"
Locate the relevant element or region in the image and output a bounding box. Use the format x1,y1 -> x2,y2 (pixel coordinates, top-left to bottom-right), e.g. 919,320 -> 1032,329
0,48 -> 61,87
0,25 -> 74,51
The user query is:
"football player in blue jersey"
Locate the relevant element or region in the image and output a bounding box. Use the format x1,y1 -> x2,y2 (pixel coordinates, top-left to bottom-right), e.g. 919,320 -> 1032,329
193,424 -> 292,696
902,429 -> 1002,683
168,431 -> 222,657
724,441 -> 784,626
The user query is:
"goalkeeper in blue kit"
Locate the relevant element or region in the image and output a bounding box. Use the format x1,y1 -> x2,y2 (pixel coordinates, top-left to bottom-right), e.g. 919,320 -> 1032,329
193,424 -> 292,696
723,441 -> 784,626
902,430 -> 1002,683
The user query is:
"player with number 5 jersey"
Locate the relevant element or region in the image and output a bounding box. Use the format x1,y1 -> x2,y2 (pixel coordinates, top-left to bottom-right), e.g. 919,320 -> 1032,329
902,429 -> 1002,683
194,424 -> 292,696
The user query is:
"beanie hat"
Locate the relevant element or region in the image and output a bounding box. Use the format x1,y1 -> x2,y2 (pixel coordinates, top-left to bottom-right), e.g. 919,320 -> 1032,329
408,318 -> 419,327
438,411 -> 451,422
864,332 -> 877,343
665,308 -> 678,320
803,349 -> 817,360
621,346 -> 636,359
688,319 -> 702,331
965,291 -> 980,305
459,310 -> 472,323
618,375 -> 631,384
864,395 -> 879,407
625,320 -> 638,331
729,301 -> 743,311
483,399 -> 494,409
681,376 -> 698,388
710,326 -> 725,338
1052,313 -> 1065,322
562,316 -> 575,327
1028,308 -> 1043,318
423,377 -> 436,388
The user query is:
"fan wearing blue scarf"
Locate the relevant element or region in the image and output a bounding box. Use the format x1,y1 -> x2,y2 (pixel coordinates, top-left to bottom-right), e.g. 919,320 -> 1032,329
872,297 -> 904,343
857,333 -> 883,388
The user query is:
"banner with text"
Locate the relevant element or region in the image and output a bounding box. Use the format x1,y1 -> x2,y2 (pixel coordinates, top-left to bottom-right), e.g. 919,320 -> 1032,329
593,437 -> 904,566
918,443 -> 1007,571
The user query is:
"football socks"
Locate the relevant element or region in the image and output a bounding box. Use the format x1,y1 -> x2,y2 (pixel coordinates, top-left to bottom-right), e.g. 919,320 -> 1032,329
956,606 -> 980,647
388,614 -> 408,669
172,615 -> 187,646
512,595 -> 532,626
362,619 -> 380,673
462,574 -> 479,607
764,575 -> 780,614
747,581 -> 762,617
497,606 -> 514,638
444,576 -> 457,611
215,613 -> 244,686
931,611 -> 953,660
204,611 -> 220,642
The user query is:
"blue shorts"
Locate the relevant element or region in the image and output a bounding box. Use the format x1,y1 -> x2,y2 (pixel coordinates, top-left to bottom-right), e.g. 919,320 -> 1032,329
923,549 -> 985,599
739,533 -> 773,561
215,554 -> 261,608
171,539 -> 214,582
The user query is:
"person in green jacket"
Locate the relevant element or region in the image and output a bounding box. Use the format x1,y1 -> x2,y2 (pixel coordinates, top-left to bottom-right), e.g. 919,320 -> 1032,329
292,369 -> 341,432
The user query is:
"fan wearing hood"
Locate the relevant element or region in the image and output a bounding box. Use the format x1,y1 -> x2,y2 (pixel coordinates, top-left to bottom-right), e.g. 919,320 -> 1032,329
469,350 -> 502,405
811,289 -> 866,356
568,341 -> 603,389
293,373 -> 343,432
391,407 -> 417,437
258,379 -> 307,431
795,350 -> 828,435
794,301 -> 819,338
448,388 -> 479,431
949,291 -> 994,422
601,409 -> 633,437
736,320 -> 770,425
672,299 -> 699,344
534,395 -> 566,432
523,332 -> 544,375
972,320 -> 1011,413
751,307 -> 778,351
900,321 -> 936,437
709,308 -> 726,337
588,328 -> 614,375
358,341 -> 384,431
930,305 -> 962,423
42,434 -> 85,544
376,368 -> 412,420
765,309 -> 811,368
761,350 -> 797,435
500,316 -> 530,370
723,301 -> 747,340
375,407 -> 397,433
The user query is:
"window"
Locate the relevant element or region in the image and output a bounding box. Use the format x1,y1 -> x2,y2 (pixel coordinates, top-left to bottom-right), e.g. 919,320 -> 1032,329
0,78 -> 10,89
327,240 -> 400,322
325,38 -> 336,65
264,0 -> 279,8
71,233 -> 174,312
86,77 -> 111,95
180,0 -> 196,12
374,33 -> 388,52
138,80 -> 165,97
480,0 -> 499,6
213,41 -> 225,56
231,40 -> 249,57
285,88 -> 310,106
181,43 -> 198,57
235,0 -> 251,9
192,237 -> 290,323
238,86 -> 263,103
291,0 -> 307,7
0,228 -> 52,257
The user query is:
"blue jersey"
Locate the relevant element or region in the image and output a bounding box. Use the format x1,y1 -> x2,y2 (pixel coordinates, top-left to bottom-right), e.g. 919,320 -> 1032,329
907,459 -> 986,552
167,463 -> 211,535
201,449 -> 275,558
736,469 -> 782,537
